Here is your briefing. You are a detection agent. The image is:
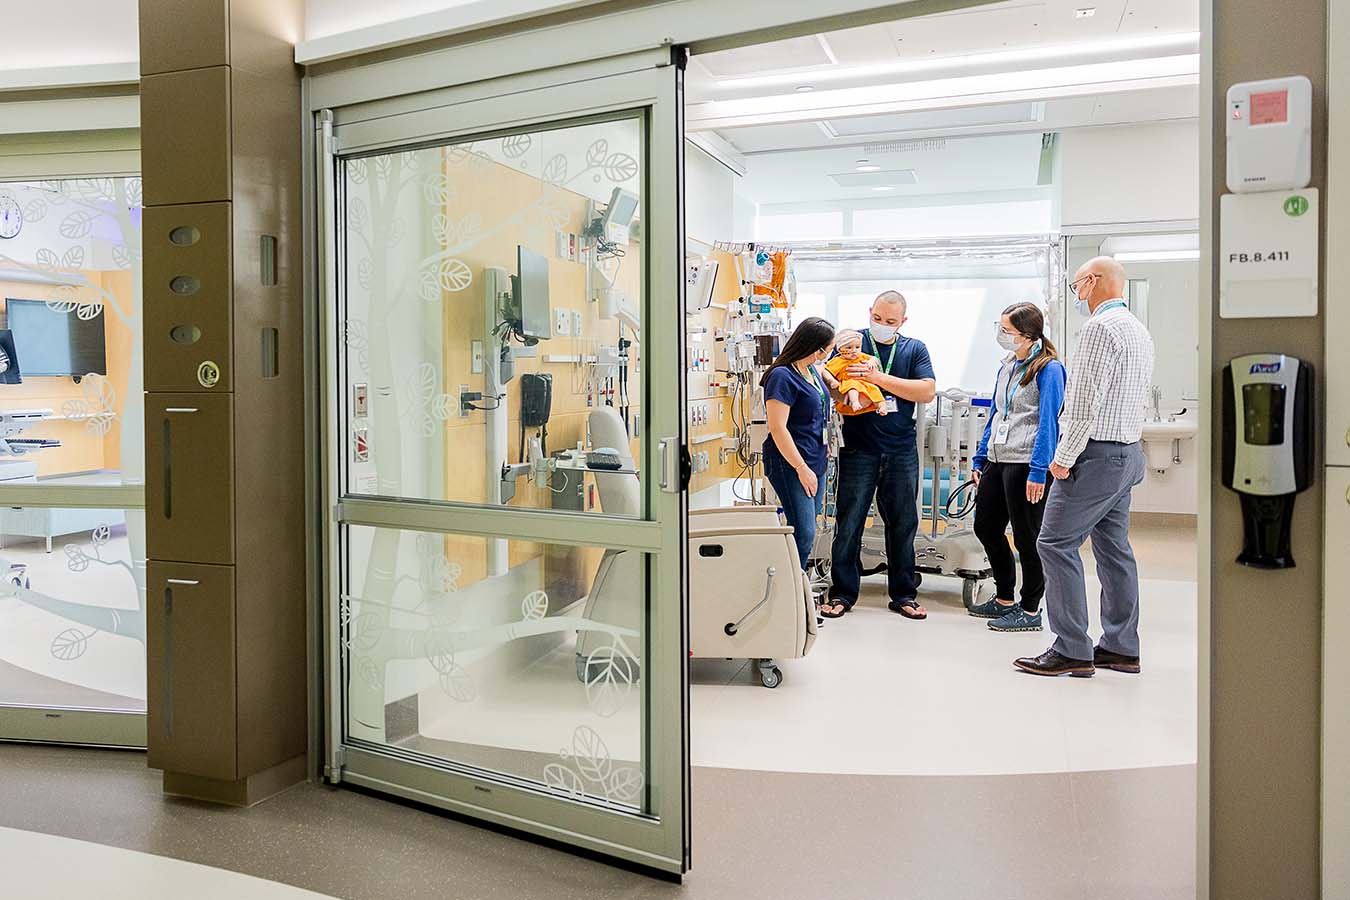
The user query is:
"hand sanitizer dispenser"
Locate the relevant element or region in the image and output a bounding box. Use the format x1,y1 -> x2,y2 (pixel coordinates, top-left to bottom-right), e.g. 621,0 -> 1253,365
1221,353 -> 1314,568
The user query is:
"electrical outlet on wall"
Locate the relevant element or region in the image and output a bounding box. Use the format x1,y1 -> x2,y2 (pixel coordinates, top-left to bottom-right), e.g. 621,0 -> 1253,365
554,308 -> 571,336
471,340 -> 484,374
571,310 -> 583,336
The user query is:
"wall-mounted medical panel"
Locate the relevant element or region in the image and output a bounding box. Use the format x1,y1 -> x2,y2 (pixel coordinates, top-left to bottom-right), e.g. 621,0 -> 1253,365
146,561 -> 238,781
145,393 -> 236,566
139,67 -> 233,207
144,203 -> 234,393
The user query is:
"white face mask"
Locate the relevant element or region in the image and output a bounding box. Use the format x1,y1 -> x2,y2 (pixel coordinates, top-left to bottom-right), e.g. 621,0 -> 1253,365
1074,296 -> 1091,317
996,326 -> 1020,353
869,323 -> 899,344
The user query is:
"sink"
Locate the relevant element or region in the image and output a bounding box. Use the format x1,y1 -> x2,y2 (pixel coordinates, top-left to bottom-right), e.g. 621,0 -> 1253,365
1141,419 -> 1198,472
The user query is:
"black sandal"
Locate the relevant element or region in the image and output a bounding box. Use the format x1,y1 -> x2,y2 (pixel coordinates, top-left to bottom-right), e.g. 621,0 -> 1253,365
820,599 -> 851,619
888,599 -> 928,620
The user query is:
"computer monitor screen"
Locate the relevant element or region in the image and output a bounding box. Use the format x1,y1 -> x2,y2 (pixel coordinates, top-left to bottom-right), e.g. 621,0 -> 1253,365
515,246 -> 551,341
603,188 -> 640,232
4,298 -> 106,377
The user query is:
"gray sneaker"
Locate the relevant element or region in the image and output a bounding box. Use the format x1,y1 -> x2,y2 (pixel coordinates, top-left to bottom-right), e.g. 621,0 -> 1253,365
989,607 -> 1043,632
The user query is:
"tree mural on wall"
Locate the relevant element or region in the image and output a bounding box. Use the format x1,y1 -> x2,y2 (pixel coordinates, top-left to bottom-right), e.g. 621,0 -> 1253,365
341,131 -> 646,799
0,178 -> 146,658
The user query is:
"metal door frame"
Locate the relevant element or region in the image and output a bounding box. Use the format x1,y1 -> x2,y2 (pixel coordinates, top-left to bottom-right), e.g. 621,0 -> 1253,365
314,53 -> 690,874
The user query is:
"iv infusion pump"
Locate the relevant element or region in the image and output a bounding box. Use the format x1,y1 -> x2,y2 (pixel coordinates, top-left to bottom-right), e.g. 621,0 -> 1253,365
1221,353 -> 1314,569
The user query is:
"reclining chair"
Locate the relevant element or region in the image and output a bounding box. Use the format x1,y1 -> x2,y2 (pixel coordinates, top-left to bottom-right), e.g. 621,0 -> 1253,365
576,408 -> 817,689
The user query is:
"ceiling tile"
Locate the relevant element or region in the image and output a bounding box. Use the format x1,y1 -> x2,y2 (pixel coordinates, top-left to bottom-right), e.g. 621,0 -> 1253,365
696,34 -> 835,79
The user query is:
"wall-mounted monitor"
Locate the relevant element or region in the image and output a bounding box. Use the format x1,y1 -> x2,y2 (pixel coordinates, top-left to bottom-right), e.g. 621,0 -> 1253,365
510,246 -> 551,342
598,188 -> 640,245
4,298 -> 107,378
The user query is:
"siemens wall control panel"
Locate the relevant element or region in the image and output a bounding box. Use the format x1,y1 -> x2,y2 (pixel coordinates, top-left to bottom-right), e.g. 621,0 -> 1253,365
1221,353 -> 1314,568
1226,75 -> 1313,193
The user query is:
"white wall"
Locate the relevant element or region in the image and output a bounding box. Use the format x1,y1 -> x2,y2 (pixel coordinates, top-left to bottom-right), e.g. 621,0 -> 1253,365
685,144 -> 735,244
0,2 -> 137,72
1059,120 -> 1200,227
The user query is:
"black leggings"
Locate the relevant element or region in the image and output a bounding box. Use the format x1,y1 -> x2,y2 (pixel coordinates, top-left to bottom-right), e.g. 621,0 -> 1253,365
973,462 -> 1052,613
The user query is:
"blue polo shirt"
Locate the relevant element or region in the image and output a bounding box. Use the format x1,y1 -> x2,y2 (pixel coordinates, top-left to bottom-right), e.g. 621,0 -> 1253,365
840,331 -> 936,454
761,364 -> 828,474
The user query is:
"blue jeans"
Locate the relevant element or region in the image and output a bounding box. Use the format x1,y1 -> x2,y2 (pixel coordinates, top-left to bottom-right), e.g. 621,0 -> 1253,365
829,444 -> 920,608
765,454 -> 825,571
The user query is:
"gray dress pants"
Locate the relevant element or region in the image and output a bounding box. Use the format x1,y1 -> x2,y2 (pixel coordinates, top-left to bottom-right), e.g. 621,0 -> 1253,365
1037,440 -> 1147,661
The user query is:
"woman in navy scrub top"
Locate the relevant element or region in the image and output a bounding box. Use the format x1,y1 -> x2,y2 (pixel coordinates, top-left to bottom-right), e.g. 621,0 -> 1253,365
760,317 -> 836,570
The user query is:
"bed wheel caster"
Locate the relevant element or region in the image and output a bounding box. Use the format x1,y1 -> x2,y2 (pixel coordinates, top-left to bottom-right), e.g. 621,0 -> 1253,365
961,577 -> 981,610
756,660 -> 782,689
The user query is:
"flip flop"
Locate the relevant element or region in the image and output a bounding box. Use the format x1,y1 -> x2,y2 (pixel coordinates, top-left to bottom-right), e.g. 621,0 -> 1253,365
820,599 -> 851,619
888,599 -> 928,620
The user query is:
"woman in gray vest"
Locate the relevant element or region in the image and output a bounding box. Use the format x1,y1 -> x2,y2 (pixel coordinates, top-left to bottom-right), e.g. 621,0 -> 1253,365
968,302 -> 1066,633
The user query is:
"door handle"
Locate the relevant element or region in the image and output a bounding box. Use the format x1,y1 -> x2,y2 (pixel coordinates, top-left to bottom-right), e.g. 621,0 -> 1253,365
659,438 -> 691,493
166,579 -> 199,586
659,438 -> 676,491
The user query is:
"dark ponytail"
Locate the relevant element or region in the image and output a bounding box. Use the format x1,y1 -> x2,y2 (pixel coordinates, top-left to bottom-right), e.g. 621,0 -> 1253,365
1003,302 -> 1060,386
759,317 -> 836,389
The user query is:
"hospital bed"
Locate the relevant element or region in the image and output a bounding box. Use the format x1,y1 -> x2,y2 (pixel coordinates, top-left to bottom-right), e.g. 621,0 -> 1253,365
576,407 -> 816,688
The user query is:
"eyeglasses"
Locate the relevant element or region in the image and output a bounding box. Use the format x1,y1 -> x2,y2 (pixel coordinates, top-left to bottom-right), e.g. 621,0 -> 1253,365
1068,273 -> 1097,298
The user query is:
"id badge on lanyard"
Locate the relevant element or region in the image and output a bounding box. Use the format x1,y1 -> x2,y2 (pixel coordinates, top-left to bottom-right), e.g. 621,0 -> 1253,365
867,333 -> 901,415
993,361 -> 1024,445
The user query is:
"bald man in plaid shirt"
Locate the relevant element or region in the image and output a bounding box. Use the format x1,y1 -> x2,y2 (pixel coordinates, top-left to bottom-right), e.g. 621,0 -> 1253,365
1015,257 -> 1155,678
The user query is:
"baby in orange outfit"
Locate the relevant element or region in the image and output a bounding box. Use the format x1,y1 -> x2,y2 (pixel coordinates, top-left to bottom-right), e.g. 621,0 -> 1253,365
823,330 -> 888,416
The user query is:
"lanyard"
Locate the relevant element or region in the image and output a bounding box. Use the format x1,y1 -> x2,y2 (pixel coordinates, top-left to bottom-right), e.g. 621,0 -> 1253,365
865,332 -> 899,375
998,345 -> 1041,415
798,363 -> 826,410
1094,300 -> 1128,315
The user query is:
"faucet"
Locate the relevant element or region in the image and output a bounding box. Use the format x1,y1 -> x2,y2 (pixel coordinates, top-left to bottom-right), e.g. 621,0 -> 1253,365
1150,385 -> 1163,422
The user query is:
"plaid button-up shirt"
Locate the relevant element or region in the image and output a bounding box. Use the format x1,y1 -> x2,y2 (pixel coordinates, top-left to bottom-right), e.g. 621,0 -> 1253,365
1054,301 -> 1156,469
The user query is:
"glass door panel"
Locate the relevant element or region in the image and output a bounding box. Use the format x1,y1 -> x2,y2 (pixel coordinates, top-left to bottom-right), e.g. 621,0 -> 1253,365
323,61 -> 686,873
342,524 -> 646,811
0,176 -> 146,747
340,118 -> 645,516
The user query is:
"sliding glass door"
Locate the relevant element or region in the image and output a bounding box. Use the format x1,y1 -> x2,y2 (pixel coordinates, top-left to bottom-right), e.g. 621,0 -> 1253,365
318,56 -> 690,872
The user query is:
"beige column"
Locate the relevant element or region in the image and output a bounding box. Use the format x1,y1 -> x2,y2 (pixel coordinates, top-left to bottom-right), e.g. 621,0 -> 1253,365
1206,0 -> 1327,896
137,0 -> 307,806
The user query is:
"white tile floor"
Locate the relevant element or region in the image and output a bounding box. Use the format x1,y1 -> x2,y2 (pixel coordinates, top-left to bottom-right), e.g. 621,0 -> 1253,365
690,570 -> 1197,776
413,526 -> 1198,779
0,827 -> 337,900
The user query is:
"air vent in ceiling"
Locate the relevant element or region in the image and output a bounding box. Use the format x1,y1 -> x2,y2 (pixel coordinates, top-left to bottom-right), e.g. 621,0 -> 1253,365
829,169 -> 919,188
822,103 -> 1043,142
861,139 -> 947,155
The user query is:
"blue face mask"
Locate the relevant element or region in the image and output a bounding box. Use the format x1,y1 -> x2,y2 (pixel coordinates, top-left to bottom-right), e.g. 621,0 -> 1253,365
1074,296 -> 1091,317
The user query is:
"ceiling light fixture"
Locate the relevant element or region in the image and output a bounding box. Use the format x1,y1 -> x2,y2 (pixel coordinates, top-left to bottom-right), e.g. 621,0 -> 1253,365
795,85 -> 815,93
1074,7 -> 1097,18
691,55 -> 1200,130
856,159 -> 881,172
872,186 -> 895,192
712,31 -> 1198,90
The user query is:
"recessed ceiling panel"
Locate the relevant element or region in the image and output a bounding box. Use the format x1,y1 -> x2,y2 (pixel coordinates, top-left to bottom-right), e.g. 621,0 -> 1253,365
884,0 -> 1131,60
696,35 -> 835,79
824,102 -> 1043,137
829,169 -> 919,187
